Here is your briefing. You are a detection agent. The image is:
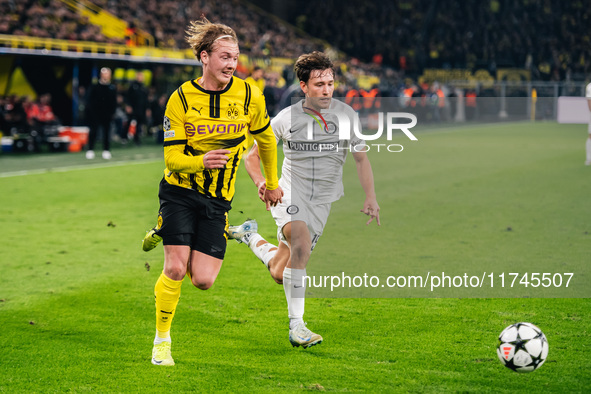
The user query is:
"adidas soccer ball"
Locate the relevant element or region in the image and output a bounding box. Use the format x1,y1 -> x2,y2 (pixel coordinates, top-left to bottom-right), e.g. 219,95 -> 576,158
497,322 -> 549,373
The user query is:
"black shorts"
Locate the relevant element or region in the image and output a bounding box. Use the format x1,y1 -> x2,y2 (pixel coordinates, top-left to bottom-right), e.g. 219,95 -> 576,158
157,178 -> 231,259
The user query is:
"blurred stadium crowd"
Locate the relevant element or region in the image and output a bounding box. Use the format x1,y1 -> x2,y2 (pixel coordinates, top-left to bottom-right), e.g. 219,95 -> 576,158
294,0 -> 591,81
0,0 -> 324,56
0,0 -> 589,150
0,0 -> 111,43
2,0 -> 589,81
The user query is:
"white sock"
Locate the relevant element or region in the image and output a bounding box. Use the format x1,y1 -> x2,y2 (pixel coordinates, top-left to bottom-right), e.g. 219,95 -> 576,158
262,249 -> 277,268
248,234 -> 278,268
154,332 -> 171,345
283,267 -> 306,329
586,137 -> 591,161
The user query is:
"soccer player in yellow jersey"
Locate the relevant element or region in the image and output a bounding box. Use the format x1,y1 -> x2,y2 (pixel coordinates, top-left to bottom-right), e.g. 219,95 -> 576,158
150,18 -> 283,366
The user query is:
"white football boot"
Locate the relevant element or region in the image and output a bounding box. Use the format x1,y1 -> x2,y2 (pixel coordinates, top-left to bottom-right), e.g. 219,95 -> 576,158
227,219 -> 258,244
289,322 -> 323,349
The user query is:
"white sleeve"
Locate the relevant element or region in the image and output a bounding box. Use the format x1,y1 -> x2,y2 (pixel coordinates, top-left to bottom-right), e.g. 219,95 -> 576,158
586,83 -> 591,98
351,115 -> 365,147
345,105 -> 365,147
255,113 -> 284,147
270,107 -> 291,144
270,117 -> 283,144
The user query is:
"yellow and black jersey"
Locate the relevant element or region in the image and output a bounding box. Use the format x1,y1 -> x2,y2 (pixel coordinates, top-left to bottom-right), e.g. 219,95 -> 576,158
162,76 -> 278,201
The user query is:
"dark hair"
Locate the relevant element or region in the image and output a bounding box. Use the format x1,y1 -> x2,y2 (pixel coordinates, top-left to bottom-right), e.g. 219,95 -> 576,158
294,51 -> 334,83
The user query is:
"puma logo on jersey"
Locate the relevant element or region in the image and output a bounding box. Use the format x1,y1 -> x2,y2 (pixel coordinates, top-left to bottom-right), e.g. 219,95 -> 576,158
192,106 -> 203,115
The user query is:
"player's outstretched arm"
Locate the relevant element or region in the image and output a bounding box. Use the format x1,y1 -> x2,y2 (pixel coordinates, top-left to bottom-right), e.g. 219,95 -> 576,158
245,143 -> 266,195
245,143 -> 283,210
353,151 -> 380,226
247,86 -> 282,207
251,127 -> 281,193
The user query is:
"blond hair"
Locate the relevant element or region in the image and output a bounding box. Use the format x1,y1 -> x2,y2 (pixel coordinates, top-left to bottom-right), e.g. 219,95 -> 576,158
186,17 -> 238,62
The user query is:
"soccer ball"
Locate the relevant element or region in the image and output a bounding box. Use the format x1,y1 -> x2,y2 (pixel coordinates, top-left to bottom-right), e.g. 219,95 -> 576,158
497,322 -> 549,373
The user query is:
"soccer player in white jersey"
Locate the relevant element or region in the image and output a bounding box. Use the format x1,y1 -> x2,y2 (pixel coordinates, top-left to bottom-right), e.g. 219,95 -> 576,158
586,82 -> 591,165
228,51 -> 380,348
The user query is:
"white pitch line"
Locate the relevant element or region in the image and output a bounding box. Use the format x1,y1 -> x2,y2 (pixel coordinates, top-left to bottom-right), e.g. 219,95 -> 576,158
411,120 -> 534,136
0,157 -> 162,178
0,121 -> 546,178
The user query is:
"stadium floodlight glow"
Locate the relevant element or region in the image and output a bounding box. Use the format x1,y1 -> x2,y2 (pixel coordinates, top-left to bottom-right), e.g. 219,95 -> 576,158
305,111 -> 418,141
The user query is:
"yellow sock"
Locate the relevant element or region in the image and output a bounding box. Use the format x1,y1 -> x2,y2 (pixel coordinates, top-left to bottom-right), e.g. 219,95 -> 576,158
186,261 -> 192,281
154,272 -> 183,337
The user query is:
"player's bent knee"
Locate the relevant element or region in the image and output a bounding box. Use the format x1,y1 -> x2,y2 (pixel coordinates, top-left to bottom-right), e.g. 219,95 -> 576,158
189,271 -> 218,290
191,277 -> 215,290
290,245 -> 310,269
164,265 -> 186,281
270,266 -> 283,284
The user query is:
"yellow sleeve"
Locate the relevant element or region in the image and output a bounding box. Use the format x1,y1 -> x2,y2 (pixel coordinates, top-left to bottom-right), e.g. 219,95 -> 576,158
162,88 -> 204,173
252,128 -> 278,190
164,145 -> 204,173
248,85 -> 278,190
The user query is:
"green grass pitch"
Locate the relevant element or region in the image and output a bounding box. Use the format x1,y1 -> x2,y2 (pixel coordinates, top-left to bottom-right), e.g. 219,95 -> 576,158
0,121 -> 589,392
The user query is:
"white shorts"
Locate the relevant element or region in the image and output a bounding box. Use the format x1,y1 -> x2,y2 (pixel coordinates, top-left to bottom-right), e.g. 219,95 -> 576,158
271,188 -> 332,251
